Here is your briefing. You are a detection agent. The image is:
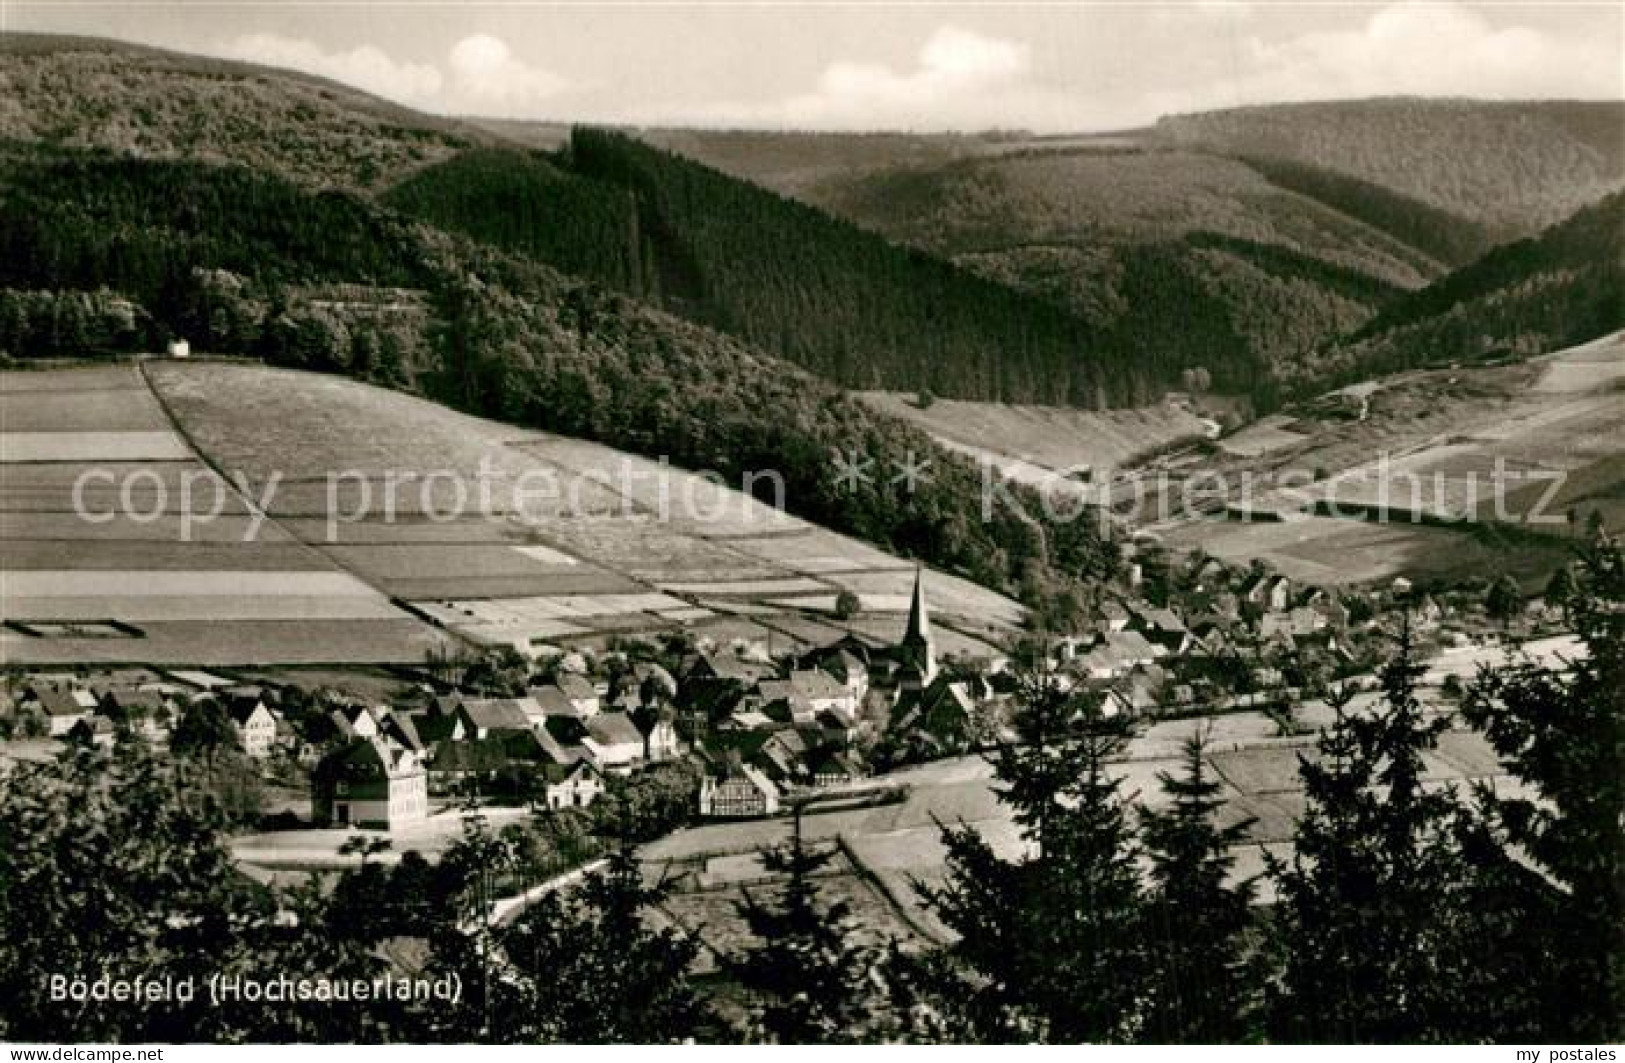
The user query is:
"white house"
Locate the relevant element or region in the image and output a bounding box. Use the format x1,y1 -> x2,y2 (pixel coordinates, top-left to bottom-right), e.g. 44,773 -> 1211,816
584,712 -> 645,774
699,764 -> 781,818
543,760 -> 605,810
225,692 -> 279,759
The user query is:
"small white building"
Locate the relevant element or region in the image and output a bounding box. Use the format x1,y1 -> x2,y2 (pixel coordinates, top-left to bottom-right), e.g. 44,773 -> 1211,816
543,760 -> 605,810
699,764 -> 781,818
225,693 -> 279,759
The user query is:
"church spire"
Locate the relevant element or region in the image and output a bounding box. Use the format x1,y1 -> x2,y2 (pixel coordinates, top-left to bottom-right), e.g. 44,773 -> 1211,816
901,566 -> 937,683
906,565 -> 931,643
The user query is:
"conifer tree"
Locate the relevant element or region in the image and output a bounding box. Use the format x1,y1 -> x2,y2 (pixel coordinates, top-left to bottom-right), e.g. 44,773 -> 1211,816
1266,627 -> 1476,1042
1138,732 -> 1258,1042
493,844 -> 709,1043
922,665 -> 1148,1042
735,808 -> 893,1042
1461,537 -> 1624,1040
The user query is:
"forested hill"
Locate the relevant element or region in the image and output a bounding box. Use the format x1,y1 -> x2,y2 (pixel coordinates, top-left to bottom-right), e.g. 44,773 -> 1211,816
632,101 -> 1622,405
0,144 -> 1115,605
388,131 -> 1175,406
0,34 -> 480,189
1283,191 -> 1625,391
1154,99 -> 1625,239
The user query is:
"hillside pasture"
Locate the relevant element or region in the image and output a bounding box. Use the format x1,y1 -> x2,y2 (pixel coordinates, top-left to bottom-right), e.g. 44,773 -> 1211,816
1138,334 -> 1623,585
0,367 -> 451,665
857,391 -> 1209,476
138,362 -> 1024,653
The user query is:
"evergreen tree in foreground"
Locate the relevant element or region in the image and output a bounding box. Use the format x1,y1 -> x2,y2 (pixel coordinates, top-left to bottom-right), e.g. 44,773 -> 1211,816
922,665 -> 1148,1042
735,808 -> 896,1042
493,844 -> 709,1043
1266,627 -> 1477,1042
1138,732 -> 1259,1042
1461,537 -> 1624,1040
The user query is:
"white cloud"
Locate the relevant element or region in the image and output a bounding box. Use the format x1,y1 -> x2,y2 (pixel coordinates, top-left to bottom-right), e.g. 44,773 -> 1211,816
224,33 -> 444,108
1150,2 -> 1620,116
446,33 -> 569,113
217,32 -> 568,118
652,25 -> 1075,131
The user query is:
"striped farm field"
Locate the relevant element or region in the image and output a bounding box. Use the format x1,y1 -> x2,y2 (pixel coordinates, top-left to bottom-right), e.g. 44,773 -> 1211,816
0,366 -> 453,665
139,362 -> 1025,653
3,361 -> 1024,662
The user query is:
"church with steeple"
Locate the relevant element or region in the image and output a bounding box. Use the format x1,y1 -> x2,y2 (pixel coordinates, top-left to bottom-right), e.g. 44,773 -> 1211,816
896,566 -> 938,689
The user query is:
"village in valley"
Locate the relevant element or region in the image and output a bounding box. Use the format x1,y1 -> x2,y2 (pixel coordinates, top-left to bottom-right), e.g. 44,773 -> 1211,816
0,16 -> 1620,1044
1,543 -> 1569,853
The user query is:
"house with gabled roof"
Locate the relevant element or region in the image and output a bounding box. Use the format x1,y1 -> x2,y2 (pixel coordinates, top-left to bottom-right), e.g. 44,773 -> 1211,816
807,645 -> 870,702
585,711 -> 646,773
808,748 -> 864,789
633,704 -> 684,763
542,759 -> 604,810
1242,572 -> 1292,614
789,668 -> 858,722
223,691 -> 278,759
1263,606 -> 1327,638
378,711 -> 426,755
1072,630 -> 1162,680
554,673 -> 602,716
891,675 -> 979,752
97,687 -> 172,726
1099,598 -> 1133,632
27,685 -> 89,737
750,679 -> 815,726
1129,605 -> 1194,653
456,698 -> 534,741
66,714 -> 118,749
313,737 -> 429,829
534,720 -> 590,769
687,651 -> 776,686
411,707 -> 466,746
698,762 -> 781,818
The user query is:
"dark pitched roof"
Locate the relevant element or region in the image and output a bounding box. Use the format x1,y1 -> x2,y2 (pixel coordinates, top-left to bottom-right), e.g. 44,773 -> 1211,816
223,692 -> 271,726
544,715 -> 590,746
459,698 -> 532,733
411,710 -> 460,745
32,686 -> 87,718
529,685 -> 583,718
381,712 -> 425,753
556,674 -> 598,702
587,711 -> 644,748
790,669 -> 846,701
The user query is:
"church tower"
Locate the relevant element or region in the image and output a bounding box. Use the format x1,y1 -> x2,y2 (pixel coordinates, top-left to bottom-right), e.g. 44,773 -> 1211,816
899,566 -> 937,685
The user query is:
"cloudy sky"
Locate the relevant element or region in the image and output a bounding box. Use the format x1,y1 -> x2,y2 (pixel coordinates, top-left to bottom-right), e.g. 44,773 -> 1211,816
5,2 -> 1620,132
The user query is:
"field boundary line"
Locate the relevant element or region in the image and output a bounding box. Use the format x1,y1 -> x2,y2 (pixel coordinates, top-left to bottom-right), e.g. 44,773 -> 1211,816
135,363 -> 421,609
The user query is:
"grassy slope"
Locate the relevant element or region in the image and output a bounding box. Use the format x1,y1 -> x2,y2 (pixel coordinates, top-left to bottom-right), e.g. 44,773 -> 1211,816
0,139 -> 1115,601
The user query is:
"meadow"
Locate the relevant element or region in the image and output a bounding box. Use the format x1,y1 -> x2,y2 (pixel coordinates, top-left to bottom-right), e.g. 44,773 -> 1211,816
143,362 -> 1024,656
0,366 -> 451,664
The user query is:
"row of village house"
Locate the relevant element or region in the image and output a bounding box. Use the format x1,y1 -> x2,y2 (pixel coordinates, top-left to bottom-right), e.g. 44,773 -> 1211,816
4,571 -> 952,829
6,564 -> 1437,830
